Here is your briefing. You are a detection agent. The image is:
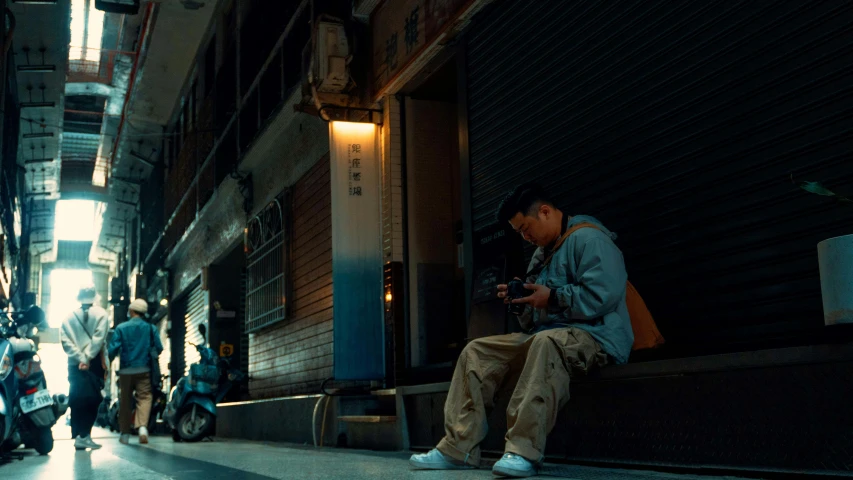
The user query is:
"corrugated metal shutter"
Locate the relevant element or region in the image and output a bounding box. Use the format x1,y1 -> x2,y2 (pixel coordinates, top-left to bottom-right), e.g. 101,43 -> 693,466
183,283 -> 207,375
466,0 -> 853,350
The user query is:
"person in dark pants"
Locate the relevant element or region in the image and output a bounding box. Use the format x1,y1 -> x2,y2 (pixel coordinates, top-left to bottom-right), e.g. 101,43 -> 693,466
60,286 -> 109,450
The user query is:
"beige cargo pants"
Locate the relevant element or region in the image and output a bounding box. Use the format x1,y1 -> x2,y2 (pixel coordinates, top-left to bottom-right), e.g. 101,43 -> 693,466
436,327 -> 607,466
119,373 -> 152,434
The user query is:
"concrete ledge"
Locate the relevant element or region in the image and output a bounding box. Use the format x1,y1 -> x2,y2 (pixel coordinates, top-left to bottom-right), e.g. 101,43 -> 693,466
589,343 -> 853,381
398,382 -> 451,396
404,355 -> 853,474
398,344 -> 853,389
217,394 -> 337,445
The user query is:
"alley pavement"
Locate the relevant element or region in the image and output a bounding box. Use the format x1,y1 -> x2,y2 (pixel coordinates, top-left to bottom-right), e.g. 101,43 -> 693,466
0,428 -> 754,480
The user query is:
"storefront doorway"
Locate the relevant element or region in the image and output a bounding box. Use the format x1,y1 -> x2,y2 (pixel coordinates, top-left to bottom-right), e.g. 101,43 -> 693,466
400,58 -> 466,374
207,242 -> 248,401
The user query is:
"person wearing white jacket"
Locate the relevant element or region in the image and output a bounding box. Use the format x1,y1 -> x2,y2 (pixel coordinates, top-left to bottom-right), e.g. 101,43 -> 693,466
60,285 -> 109,451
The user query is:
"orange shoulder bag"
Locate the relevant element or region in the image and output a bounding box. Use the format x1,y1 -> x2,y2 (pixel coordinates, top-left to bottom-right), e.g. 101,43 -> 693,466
542,222 -> 665,351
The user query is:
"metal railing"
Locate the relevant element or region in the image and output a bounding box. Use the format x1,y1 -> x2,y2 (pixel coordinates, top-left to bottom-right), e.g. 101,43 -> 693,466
158,2 -> 310,258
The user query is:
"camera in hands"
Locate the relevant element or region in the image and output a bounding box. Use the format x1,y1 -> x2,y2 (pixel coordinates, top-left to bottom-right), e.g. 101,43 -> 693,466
506,279 -> 534,315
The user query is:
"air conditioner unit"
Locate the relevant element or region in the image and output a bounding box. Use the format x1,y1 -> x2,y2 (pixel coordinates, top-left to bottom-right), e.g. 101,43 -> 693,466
311,22 -> 350,94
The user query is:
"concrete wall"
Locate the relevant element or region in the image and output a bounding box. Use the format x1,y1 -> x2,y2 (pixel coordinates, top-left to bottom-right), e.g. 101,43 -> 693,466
217,395 -> 338,446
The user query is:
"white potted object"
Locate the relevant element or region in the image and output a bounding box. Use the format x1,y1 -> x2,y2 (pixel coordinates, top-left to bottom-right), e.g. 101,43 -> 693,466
800,179 -> 853,325
819,235 -> 853,325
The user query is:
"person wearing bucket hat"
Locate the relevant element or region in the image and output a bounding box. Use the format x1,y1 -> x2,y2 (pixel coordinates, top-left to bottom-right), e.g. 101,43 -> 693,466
128,299 -> 148,315
60,285 -> 109,451
108,298 -> 163,445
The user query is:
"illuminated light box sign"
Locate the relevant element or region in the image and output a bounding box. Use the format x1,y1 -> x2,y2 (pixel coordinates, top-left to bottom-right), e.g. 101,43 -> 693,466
329,122 -> 384,380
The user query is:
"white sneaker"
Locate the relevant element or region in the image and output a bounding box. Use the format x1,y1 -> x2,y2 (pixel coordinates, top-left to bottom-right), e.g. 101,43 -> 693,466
119,434 -> 130,445
138,426 -> 149,444
492,453 -> 538,478
409,448 -> 475,470
74,436 -> 88,450
83,436 -> 102,449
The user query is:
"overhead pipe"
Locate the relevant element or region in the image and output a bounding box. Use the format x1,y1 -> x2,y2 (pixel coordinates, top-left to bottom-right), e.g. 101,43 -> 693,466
107,2 -> 155,189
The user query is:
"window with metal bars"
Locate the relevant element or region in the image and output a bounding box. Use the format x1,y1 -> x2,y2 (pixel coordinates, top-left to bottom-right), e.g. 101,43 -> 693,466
244,193 -> 290,333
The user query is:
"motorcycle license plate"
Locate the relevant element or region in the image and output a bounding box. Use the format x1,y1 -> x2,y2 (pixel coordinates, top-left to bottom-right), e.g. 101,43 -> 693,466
20,389 -> 53,414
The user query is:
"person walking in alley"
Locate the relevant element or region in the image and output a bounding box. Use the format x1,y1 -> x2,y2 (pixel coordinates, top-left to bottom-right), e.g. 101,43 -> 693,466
108,298 -> 163,445
410,183 -> 641,478
61,286 -> 109,451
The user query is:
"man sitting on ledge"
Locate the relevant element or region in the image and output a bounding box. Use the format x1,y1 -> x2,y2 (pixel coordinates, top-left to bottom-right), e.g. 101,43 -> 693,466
410,183 -> 635,478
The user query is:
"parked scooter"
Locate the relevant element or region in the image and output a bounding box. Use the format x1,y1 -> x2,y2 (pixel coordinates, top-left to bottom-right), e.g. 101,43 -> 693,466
0,312 -> 16,452
164,324 -> 244,442
0,305 -> 68,455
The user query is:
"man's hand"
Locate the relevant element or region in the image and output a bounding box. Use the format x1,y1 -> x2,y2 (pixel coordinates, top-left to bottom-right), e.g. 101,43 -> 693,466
78,362 -> 89,371
510,283 -> 552,309
496,278 -> 521,304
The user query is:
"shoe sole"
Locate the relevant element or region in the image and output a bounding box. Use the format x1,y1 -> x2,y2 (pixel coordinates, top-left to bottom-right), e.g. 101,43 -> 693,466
409,459 -> 474,470
492,464 -> 536,478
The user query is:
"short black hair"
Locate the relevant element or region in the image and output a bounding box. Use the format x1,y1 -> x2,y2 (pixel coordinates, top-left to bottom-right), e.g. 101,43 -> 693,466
496,183 -> 556,224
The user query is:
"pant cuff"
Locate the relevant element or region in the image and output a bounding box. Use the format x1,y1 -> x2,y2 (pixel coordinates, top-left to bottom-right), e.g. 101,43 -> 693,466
504,439 -> 544,465
437,437 -> 481,467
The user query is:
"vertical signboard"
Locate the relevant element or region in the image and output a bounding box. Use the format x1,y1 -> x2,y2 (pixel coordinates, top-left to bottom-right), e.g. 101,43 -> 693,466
330,122 -> 384,380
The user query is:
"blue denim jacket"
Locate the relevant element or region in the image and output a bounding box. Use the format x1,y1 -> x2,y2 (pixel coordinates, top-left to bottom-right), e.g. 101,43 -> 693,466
108,317 -> 164,374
